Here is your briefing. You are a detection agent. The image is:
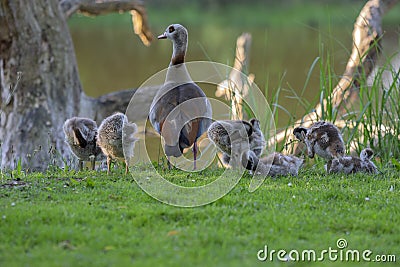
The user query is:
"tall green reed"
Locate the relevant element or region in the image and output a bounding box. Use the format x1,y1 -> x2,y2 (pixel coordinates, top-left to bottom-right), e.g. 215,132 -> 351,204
243,40 -> 399,167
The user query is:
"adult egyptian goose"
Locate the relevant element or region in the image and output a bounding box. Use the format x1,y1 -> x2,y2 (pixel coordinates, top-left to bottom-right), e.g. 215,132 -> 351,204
242,150 -> 304,177
149,24 -> 212,169
328,148 -> 378,174
207,118 -> 265,167
293,121 -> 345,160
97,113 -> 138,174
63,117 -> 105,170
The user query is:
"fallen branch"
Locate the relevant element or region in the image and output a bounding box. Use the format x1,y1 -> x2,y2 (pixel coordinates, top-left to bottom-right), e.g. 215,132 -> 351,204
270,0 -> 399,151
79,86 -> 160,123
60,0 -> 153,46
215,32 -> 254,120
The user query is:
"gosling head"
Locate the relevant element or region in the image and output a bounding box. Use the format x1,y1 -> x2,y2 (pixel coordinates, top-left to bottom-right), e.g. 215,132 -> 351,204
360,148 -> 374,161
293,127 -> 307,142
249,118 -> 260,130
241,150 -> 259,171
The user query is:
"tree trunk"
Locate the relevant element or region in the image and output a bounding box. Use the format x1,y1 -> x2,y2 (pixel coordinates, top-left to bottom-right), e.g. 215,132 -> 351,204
0,0 -> 82,170
0,0 -> 153,171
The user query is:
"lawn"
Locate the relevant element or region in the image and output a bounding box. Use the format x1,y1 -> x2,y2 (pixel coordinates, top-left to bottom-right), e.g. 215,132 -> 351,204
2,0 -> 399,266
1,163 -> 399,266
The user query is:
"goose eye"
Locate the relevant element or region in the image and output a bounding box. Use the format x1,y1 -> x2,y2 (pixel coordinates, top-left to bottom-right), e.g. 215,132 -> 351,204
168,26 -> 175,33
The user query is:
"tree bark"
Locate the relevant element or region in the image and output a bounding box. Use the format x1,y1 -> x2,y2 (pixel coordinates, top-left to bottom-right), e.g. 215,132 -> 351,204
0,0 -> 153,170
0,0 -> 82,170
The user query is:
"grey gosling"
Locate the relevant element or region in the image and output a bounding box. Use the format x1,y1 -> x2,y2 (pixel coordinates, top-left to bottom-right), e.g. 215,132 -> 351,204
97,113 -> 138,174
207,118 -> 265,167
242,150 -> 303,177
328,148 -> 378,174
149,24 -> 212,169
63,117 -> 105,170
293,121 -> 345,160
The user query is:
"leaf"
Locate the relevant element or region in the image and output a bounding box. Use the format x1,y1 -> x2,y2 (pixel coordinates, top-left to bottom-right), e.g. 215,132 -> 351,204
86,178 -> 95,188
69,178 -> 79,186
391,158 -> 400,170
167,230 -> 179,236
16,158 -> 22,176
103,245 -> 115,252
58,240 -> 76,250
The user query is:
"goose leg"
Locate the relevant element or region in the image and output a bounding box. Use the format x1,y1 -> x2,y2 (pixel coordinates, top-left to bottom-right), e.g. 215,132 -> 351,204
89,155 -> 95,170
107,156 -> 112,174
125,160 -> 129,174
79,160 -> 83,171
167,156 -> 172,170
193,142 -> 198,170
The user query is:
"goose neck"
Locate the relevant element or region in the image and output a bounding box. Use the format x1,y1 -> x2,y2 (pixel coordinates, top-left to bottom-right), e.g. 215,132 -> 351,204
170,38 -> 187,66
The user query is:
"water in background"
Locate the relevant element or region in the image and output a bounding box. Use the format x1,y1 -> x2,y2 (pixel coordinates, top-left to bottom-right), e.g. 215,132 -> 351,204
69,13 -> 399,127
68,4 -> 399,163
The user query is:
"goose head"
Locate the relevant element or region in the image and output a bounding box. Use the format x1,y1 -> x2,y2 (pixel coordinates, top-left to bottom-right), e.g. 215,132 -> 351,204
158,24 -> 188,66
158,24 -> 187,40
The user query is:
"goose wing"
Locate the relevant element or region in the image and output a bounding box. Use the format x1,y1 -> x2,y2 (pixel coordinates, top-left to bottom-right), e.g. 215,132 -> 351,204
149,83 -> 212,151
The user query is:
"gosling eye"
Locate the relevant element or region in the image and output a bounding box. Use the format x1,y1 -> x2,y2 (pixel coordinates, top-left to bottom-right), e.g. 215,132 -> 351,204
168,26 -> 175,33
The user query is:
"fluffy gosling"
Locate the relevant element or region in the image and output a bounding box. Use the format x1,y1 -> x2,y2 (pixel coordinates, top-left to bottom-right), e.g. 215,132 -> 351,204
63,117 -> 105,170
207,118 -> 265,167
328,148 -> 378,174
242,150 -> 303,177
293,121 -> 345,160
97,113 -> 138,174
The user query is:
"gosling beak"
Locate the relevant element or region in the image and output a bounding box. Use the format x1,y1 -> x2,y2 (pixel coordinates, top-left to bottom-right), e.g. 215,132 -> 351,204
157,32 -> 167,39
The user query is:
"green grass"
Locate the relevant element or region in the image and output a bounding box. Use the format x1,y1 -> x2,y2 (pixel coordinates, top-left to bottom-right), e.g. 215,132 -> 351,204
317,45 -> 400,163
264,35 -> 400,164
1,165 -> 399,266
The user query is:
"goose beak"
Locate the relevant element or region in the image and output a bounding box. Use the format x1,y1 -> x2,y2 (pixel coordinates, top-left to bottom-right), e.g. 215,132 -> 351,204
157,32 -> 167,39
